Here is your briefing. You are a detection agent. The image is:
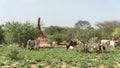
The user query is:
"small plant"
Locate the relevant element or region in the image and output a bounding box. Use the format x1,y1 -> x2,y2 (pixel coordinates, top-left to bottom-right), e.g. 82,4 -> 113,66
8,50 -> 19,60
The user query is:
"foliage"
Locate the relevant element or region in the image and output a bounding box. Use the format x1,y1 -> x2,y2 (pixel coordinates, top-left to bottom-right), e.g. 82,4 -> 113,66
96,21 -> 120,38
74,20 -> 91,29
44,25 -> 99,42
3,21 -> 40,46
0,25 -> 4,44
44,26 -> 71,42
8,50 -> 19,60
112,28 -> 120,39
44,26 -> 65,35
49,34 -> 68,43
63,27 -> 77,40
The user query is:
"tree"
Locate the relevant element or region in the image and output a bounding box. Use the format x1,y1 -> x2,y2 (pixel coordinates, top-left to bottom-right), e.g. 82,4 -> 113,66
44,26 -> 65,35
96,21 -> 120,38
0,25 -> 4,43
3,21 -> 40,47
85,27 -> 98,41
112,28 -> 120,39
49,34 -> 67,43
44,26 -> 70,42
74,20 -> 91,29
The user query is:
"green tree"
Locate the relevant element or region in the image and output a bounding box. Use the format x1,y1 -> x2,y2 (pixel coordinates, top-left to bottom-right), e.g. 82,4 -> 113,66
44,26 -> 69,42
49,34 -> 67,43
85,27 -> 98,41
44,26 -> 65,35
112,28 -> 120,39
74,20 -> 93,41
96,21 -> 120,38
3,21 -> 40,46
0,25 -> 4,43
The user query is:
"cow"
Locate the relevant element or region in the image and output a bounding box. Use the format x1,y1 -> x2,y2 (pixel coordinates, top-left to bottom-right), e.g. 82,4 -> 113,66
109,40 -> 116,49
66,40 -> 77,49
98,43 -> 106,53
27,39 -> 40,50
79,41 -> 87,53
100,39 -> 110,46
66,40 -> 87,53
101,38 -> 118,48
26,39 -> 32,49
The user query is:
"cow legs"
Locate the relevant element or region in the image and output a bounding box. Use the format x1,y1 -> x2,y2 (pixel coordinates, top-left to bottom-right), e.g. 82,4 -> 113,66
81,48 -> 86,53
26,44 -> 29,49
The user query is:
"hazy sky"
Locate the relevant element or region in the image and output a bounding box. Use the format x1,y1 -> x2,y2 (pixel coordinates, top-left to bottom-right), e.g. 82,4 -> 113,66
0,0 -> 120,27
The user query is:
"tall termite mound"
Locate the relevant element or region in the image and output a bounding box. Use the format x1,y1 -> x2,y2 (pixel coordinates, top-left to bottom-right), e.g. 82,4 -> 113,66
37,17 -> 50,47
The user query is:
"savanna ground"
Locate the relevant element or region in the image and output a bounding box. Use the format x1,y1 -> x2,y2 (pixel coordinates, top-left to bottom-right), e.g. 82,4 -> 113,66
0,44 -> 120,68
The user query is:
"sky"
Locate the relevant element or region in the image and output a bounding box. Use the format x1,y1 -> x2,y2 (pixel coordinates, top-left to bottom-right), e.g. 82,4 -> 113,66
0,0 -> 120,27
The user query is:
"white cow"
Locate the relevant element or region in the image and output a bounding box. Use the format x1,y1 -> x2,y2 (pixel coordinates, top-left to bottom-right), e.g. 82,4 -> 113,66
69,46 -> 74,49
109,40 -> 116,48
100,39 -> 110,46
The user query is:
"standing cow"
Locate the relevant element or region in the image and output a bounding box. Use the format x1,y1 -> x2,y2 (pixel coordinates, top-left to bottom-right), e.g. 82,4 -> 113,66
66,40 -> 77,49
66,39 -> 87,53
98,42 -> 106,53
109,40 -> 116,49
27,39 -> 40,50
27,39 -> 32,49
100,39 -> 110,46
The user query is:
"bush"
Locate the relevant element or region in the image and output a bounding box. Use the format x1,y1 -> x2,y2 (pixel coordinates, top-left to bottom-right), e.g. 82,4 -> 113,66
8,50 -> 19,60
49,34 -> 67,43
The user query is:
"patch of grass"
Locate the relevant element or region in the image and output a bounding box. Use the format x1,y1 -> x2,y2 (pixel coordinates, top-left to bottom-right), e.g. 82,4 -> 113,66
0,44 -> 120,68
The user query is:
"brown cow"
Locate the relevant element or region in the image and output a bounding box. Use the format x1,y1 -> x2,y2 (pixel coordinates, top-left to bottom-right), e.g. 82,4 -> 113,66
98,43 -> 106,53
66,40 -> 77,49
66,40 -> 87,53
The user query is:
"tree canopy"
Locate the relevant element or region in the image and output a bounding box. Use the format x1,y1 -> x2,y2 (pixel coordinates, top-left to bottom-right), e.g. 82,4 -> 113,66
3,21 -> 40,46
112,28 -> 120,39
74,20 -> 91,29
96,21 -> 120,38
0,25 -> 4,43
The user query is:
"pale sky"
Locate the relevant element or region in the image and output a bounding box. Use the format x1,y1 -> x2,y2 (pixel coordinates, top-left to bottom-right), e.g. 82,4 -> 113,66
0,0 -> 120,27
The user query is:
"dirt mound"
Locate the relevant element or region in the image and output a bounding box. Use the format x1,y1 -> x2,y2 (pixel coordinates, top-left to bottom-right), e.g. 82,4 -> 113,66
37,37 -> 50,47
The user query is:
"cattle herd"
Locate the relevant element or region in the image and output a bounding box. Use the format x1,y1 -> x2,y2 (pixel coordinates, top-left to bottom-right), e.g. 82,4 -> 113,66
26,38 -> 119,54
66,39 -> 119,53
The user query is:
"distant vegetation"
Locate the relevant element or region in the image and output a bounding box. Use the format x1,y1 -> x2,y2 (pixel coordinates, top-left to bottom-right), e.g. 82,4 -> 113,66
0,20 -> 120,45
0,21 -> 40,47
0,20 -> 120,68
44,20 -> 120,44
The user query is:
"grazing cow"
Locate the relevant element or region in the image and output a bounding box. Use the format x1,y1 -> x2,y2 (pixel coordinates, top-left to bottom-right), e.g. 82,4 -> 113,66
69,46 -> 74,49
79,41 -> 87,53
27,39 -> 40,50
109,40 -> 116,48
33,39 -> 40,49
27,39 -> 32,49
100,39 -> 110,46
66,40 -> 77,49
76,39 -> 88,53
66,40 -> 87,53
